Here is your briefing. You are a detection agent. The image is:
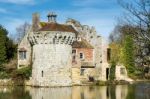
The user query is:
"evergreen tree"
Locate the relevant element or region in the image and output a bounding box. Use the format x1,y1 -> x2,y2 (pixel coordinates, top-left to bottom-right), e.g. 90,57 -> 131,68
122,35 -> 135,75
0,25 -> 7,65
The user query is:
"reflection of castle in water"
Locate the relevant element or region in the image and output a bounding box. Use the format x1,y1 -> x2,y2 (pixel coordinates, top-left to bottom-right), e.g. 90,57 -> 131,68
26,85 -> 128,99
0,84 -> 150,99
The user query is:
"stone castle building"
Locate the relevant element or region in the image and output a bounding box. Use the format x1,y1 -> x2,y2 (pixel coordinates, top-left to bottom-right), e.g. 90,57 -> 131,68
18,12 -> 130,87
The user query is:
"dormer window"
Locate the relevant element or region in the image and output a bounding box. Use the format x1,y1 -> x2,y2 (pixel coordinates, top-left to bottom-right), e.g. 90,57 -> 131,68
19,51 -> 26,60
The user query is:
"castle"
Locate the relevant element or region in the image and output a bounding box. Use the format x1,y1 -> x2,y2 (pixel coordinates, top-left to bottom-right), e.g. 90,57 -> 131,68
18,12 -> 130,87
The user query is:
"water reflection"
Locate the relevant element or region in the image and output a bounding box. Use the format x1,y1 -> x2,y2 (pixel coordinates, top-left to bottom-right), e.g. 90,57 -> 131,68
28,87 -> 72,99
116,85 -> 128,99
27,86 -> 128,99
0,83 -> 149,99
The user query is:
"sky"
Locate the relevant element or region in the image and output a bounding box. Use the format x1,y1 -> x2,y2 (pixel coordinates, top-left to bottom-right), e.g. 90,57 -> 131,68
0,0 -> 125,39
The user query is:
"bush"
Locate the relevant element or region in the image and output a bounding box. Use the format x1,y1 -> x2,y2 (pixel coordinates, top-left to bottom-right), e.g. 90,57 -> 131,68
109,61 -> 116,80
0,71 -> 10,79
12,67 -> 32,80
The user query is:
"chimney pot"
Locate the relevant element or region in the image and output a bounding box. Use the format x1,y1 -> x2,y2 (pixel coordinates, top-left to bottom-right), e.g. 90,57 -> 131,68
47,12 -> 57,23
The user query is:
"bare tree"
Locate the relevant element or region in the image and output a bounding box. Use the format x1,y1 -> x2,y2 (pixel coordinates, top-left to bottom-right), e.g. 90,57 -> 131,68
118,0 -> 150,41
16,22 -> 31,43
116,0 -> 150,75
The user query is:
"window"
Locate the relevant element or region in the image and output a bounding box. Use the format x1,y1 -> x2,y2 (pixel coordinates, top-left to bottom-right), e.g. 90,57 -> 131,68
72,50 -> 76,54
41,71 -> 44,77
19,51 -> 26,60
107,48 -> 111,62
79,53 -> 84,59
80,68 -> 85,76
120,68 -> 126,75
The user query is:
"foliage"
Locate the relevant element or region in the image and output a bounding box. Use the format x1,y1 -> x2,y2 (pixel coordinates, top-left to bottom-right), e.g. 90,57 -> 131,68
122,35 -> 136,75
0,71 -> 10,79
0,25 -> 17,75
109,61 -> 116,80
12,67 -> 32,80
6,39 -> 17,60
118,0 -> 150,41
117,0 -> 150,68
0,25 -> 8,65
109,42 -> 121,64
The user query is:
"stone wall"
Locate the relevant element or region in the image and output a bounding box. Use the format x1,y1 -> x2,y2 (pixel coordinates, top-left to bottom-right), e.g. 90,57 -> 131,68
115,65 -> 128,80
28,31 -> 76,87
72,68 -> 81,85
31,44 -> 73,86
18,29 -> 32,69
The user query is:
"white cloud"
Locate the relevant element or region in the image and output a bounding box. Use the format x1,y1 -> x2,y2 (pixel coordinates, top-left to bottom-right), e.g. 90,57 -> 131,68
0,0 -> 35,5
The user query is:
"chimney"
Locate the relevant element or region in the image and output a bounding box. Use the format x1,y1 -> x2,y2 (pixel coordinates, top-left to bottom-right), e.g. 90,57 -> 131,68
47,12 -> 57,23
32,13 -> 40,32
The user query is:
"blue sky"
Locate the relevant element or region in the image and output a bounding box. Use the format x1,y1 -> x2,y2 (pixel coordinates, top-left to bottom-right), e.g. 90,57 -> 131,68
0,0 -> 124,39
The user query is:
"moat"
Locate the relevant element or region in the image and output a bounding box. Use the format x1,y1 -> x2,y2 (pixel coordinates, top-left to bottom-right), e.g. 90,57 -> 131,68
0,83 -> 149,99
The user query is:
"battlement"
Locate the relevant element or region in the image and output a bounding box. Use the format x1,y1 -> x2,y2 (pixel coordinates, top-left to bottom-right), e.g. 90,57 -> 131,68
28,31 -> 76,45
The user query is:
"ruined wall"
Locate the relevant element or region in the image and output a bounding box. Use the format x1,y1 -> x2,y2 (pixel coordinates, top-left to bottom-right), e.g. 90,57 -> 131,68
28,31 -> 76,86
115,65 -> 128,80
66,19 -> 110,81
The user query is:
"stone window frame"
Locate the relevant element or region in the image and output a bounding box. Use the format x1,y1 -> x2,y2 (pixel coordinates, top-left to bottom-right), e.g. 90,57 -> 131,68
19,51 -> 27,60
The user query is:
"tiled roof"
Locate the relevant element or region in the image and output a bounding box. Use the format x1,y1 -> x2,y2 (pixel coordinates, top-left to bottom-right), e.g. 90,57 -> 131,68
39,22 -> 78,34
72,39 -> 94,49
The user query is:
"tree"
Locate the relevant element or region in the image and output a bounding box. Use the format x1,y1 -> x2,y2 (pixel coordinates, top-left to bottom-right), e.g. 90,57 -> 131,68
0,25 -> 17,67
0,25 -> 8,65
122,35 -> 135,75
118,0 -> 150,41
118,0 -> 150,68
16,22 -> 30,43
109,25 -> 138,78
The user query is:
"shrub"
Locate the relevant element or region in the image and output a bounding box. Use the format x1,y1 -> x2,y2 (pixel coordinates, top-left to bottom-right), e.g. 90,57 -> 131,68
109,61 -> 116,80
12,67 -> 32,80
0,71 -> 10,79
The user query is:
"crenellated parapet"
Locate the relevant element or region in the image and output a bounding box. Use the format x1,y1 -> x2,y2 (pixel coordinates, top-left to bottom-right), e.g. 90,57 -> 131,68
28,31 -> 76,45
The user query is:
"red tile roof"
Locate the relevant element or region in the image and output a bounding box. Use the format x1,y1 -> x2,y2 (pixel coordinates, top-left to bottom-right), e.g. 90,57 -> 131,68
39,22 -> 78,35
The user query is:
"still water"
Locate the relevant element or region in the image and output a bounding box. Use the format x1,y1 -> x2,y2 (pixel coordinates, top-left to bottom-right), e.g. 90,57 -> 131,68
0,83 -> 150,99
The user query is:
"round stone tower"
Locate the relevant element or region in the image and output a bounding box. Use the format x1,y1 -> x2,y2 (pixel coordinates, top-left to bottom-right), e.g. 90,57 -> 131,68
28,12 -> 77,87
